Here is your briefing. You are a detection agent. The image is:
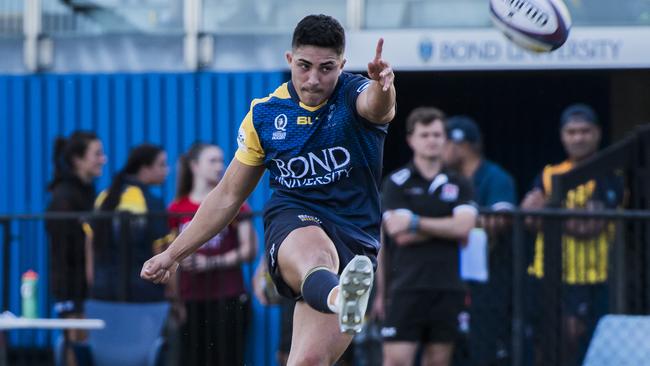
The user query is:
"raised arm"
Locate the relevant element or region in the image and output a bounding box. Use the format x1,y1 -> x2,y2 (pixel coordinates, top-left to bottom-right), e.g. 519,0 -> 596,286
356,38 -> 396,125
141,159 -> 265,284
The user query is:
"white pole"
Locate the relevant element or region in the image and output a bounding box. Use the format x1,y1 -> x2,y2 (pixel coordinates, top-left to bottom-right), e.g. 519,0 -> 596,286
184,0 -> 203,70
23,0 -> 42,72
346,0 -> 365,31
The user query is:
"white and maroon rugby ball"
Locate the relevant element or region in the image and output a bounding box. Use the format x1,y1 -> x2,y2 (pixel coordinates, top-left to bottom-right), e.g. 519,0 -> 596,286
490,0 -> 572,52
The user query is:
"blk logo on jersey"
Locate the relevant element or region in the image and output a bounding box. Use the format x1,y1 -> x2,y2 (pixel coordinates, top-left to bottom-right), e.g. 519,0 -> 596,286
272,146 -> 353,188
297,116 -> 312,125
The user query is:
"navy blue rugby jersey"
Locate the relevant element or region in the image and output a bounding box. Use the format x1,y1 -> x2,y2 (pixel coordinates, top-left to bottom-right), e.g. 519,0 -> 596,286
234,72 -> 388,248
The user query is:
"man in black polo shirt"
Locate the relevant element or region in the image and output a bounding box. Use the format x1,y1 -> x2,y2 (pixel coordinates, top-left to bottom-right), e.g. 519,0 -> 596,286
374,107 -> 477,366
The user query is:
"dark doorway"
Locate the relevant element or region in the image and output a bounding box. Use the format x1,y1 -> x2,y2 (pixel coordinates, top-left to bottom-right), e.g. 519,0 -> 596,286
385,70 -> 612,198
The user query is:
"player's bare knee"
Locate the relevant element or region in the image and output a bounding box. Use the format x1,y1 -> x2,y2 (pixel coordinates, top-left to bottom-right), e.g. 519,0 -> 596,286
304,248 -> 338,273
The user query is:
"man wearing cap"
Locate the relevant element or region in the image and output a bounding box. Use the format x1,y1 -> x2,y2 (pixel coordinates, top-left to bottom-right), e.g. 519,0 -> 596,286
373,107 -> 477,366
521,103 -> 624,366
444,115 -> 516,227
443,115 -> 516,366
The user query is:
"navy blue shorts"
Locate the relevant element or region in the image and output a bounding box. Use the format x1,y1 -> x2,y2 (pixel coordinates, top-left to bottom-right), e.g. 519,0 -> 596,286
264,208 -> 378,300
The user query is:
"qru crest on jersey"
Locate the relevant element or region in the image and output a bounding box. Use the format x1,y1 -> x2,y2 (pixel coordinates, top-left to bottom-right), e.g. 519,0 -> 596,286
273,113 -> 288,140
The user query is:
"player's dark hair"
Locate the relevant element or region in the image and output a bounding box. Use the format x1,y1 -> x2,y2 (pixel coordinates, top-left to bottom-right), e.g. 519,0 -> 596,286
292,14 -> 345,55
100,144 -> 164,211
175,142 -> 217,200
49,131 -> 100,190
405,107 -> 446,135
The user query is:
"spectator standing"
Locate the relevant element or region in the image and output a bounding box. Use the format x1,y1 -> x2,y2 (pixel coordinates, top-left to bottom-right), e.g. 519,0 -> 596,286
443,116 -> 516,366
92,144 -> 171,302
374,107 -> 477,366
521,104 -> 624,366
168,142 -> 257,365
46,131 -> 106,365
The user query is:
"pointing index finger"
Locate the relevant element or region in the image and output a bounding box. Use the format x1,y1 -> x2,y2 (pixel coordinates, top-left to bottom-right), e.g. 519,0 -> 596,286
374,38 -> 384,62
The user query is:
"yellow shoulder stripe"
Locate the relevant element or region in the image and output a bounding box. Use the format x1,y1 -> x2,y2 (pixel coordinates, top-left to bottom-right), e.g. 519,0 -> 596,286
542,160 -> 573,194
250,83 -> 290,108
94,186 -> 147,213
234,83 -> 290,167
118,185 -> 148,213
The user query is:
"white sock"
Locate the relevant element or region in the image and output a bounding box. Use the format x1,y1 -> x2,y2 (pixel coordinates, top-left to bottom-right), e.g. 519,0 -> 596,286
327,286 -> 340,313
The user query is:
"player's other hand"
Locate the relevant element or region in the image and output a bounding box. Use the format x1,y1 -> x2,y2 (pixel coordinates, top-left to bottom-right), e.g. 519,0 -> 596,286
367,38 -> 394,92
141,251 -> 179,284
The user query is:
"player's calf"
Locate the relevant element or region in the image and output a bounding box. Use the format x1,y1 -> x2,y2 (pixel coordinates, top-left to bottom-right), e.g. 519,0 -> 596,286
300,256 -> 374,334
301,266 -> 339,314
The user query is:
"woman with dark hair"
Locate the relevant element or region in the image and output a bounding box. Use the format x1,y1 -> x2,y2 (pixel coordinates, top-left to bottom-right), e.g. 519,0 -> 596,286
46,130 -> 106,365
168,142 -> 257,366
92,143 -> 170,302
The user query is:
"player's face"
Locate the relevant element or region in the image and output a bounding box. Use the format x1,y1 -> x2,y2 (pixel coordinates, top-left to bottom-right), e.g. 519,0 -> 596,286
74,140 -> 107,181
561,120 -> 601,161
408,119 -> 447,160
193,146 -> 224,186
142,151 -> 169,185
287,46 -> 345,107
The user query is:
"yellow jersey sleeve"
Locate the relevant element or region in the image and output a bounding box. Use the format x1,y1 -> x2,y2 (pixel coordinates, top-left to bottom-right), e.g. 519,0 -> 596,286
235,109 -> 265,166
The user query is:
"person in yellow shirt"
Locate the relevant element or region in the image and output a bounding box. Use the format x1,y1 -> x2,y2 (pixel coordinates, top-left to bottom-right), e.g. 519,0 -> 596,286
92,144 -> 171,302
521,103 -> 624,366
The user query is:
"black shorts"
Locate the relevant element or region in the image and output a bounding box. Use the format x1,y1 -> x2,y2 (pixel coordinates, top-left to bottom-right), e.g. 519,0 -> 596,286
264,208 -> 378,300
381,289 -> 465,343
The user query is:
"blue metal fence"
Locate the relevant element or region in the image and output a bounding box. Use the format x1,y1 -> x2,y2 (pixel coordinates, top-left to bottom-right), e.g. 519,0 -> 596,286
0,71 -> 286,365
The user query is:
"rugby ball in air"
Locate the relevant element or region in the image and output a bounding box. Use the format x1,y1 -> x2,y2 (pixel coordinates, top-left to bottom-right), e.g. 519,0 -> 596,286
490,0 -> 572,52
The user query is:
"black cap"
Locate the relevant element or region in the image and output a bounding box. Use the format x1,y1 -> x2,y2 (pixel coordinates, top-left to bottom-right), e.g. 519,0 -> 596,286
447,115 -> 481,144
560,103 -> 599,128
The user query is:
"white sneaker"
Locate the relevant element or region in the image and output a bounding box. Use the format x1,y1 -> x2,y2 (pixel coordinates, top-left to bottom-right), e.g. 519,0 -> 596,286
338,255 -> 374,334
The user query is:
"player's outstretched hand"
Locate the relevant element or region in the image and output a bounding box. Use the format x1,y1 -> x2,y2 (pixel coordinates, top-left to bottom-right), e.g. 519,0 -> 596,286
141,251 -> 179,284
367,38 -> 394,92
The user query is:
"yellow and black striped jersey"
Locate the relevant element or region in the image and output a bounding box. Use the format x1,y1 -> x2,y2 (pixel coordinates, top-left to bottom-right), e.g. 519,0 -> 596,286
527,160 -> 623,284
